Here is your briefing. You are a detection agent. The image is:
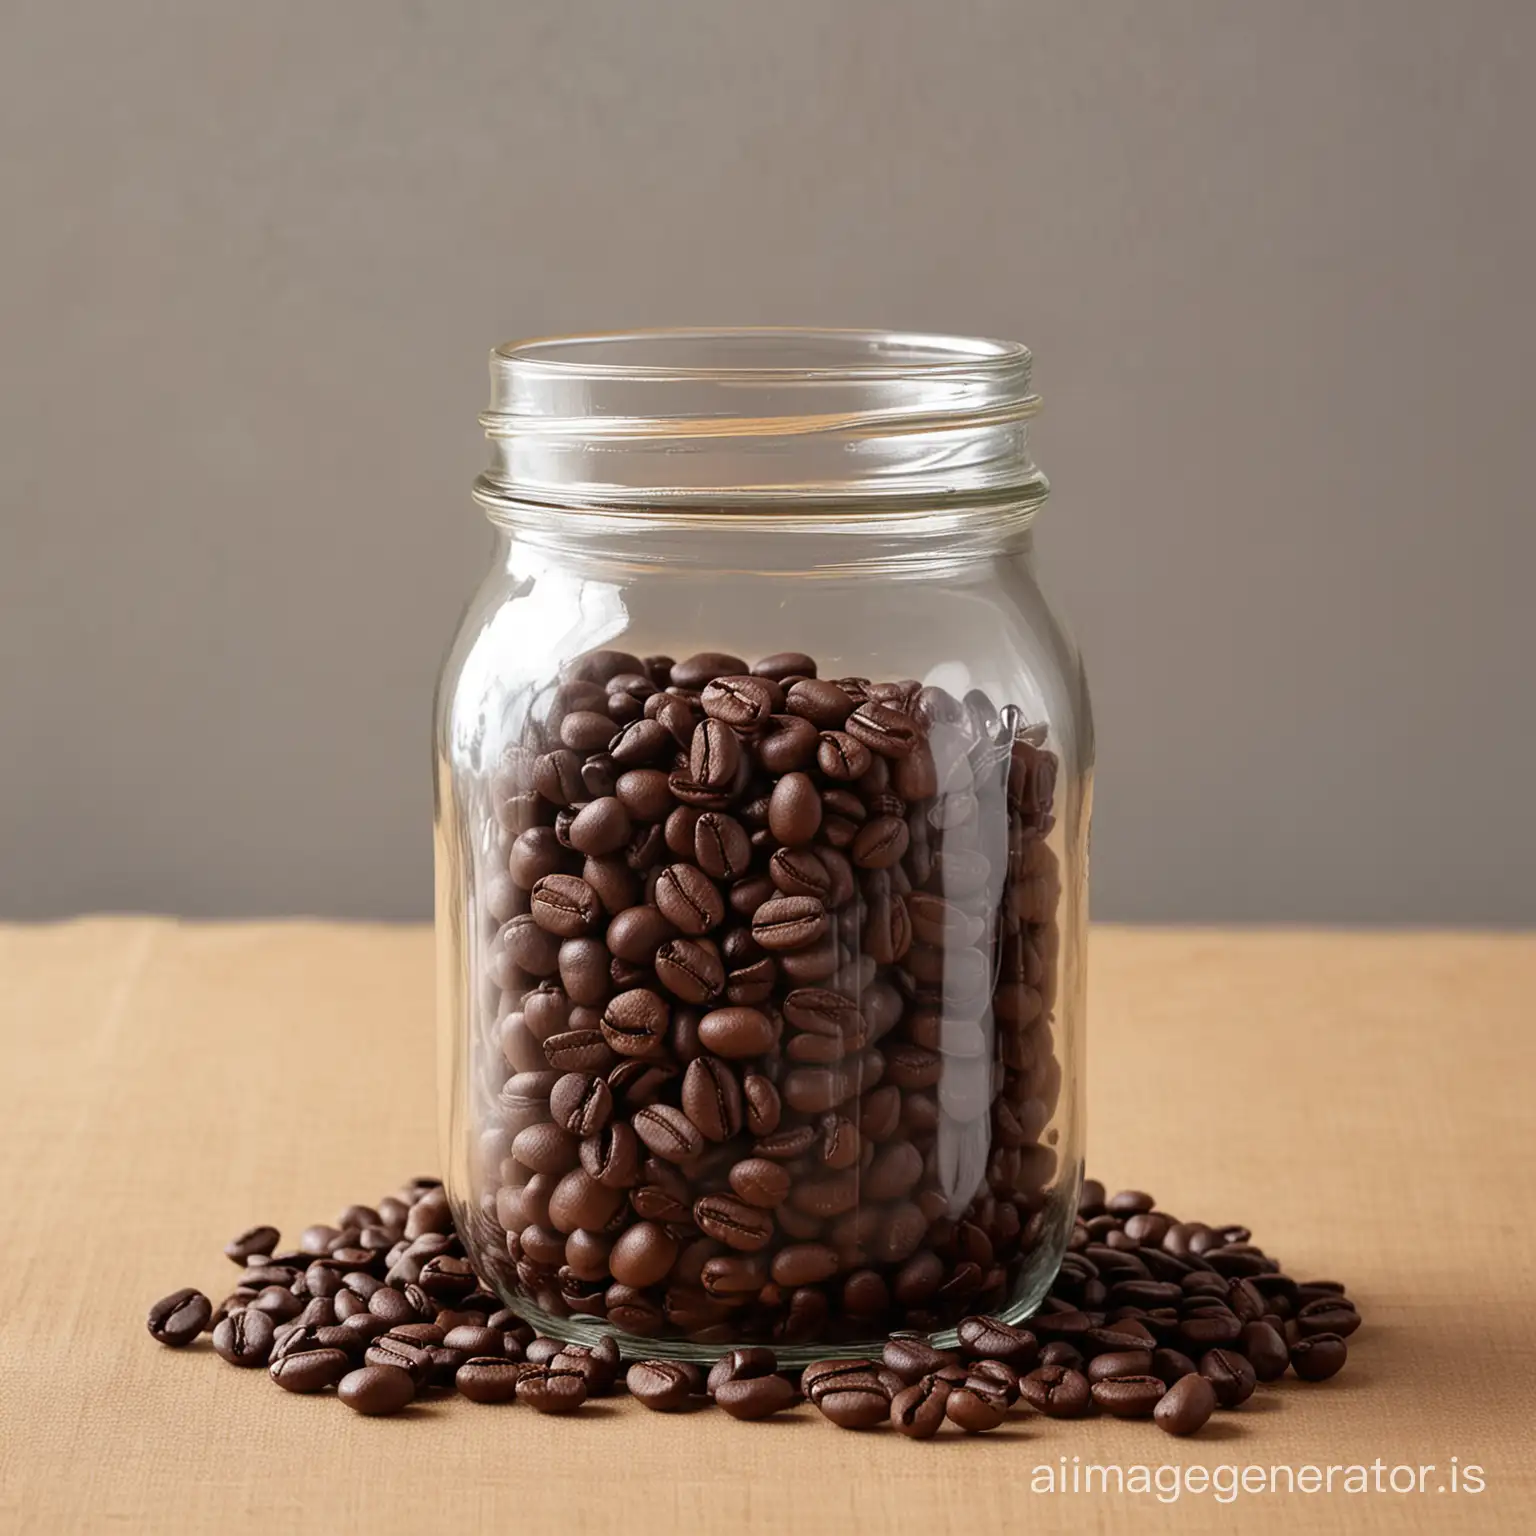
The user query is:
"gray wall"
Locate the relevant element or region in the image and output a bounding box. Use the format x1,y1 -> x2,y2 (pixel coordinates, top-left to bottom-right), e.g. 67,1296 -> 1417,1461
3,0 -> 1533,924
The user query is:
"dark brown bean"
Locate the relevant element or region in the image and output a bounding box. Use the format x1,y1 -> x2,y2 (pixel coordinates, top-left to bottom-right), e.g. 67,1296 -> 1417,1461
147,1289 -> 211,1347
1153,1371 -> 1217,1435
714,1374 -> 799,1420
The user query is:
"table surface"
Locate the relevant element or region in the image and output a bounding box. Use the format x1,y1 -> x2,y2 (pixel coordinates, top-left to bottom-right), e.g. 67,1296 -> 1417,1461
1,920 -> 1531,1535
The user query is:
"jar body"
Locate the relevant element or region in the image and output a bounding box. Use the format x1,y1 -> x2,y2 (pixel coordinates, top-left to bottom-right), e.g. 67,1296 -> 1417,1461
435,522 -> 1092,1360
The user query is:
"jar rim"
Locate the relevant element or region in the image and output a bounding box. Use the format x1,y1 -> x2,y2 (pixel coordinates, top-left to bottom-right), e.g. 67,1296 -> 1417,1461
491,326 -> 1032,382
478,325 -> 1045,511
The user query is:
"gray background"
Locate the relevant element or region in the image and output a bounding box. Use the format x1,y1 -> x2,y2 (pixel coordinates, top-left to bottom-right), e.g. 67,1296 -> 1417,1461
3,0 -> 1533,924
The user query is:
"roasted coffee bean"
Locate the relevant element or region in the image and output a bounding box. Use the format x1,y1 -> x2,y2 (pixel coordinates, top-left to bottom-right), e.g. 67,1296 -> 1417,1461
608,1222 -> 680,1287
627,1359 -> 699,1410
967,1360 -> 1021,1405
701,674 -> 777,728
890,1373 -> 952,1439
1150,1347 -> 1199,1385
818,1380 -> 892,1430
147,1288 -> 211,1347
338,1364 -> 416,1415
766,772 -> 822,846
1019,1364 -> 1092,1417
1088,1349 -> 1156,1383
694,1194 -> 776,1252
530,874 -> 602,937
211,1307 -> 274,1366
453,1356 -> 523,1403
549,1072 -> 614,1137
756,714 -> 820,774
689,718 -> 742,789
224,1226 -> 280,1264
882,1336 -> 956,1384
785,679 -> 852,728
946,1384 -> 1007,1432
1240,1320 -> 1291,1380
1290,1333 -> 1348,1381
632,1103 -> 705,1162
1199,1347 -> 1257,1407
566,798 -> 632,857
655,937 -> 726,1003
517,1364 -> 589,1413
697,1005 -> 777,1059
364,1334 -> 435,1383
706,1346 -> 777,1395
1154,1371 -> 1217,1435
715,1374 -> 799,1420
654,863 -> 725,934
680,1056 -> 743,1143
844,701 -> 920,758
750,895 -> 830,952
269,1348 -> 351,1393
728,1157 -> 791,1209
600,988 -> 670,1056
1091,1374 -> 1166,1418
1295,1297 -> 1361,1339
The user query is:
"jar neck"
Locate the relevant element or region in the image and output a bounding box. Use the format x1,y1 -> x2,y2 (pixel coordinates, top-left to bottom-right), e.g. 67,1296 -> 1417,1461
481,495 -> 1043,578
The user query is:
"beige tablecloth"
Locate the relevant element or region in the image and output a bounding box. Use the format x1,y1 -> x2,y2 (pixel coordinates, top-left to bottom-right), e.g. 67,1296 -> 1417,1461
1,921 -> 1531,1534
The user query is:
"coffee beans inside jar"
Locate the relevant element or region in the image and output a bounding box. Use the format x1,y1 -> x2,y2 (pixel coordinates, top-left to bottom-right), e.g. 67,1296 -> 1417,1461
458,648 -> 1071,1351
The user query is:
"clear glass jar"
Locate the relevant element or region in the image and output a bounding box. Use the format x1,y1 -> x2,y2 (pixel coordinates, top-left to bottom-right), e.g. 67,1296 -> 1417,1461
435,329 -> 1092,1361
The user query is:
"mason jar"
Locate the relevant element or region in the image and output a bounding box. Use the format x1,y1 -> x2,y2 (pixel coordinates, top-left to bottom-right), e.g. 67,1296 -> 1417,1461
434,328 -> 1092,1361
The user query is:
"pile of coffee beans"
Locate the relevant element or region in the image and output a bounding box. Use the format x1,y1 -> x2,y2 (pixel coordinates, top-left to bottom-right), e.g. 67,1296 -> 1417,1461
146,1176 -> 1359,1438
462,648 -> 1068,1345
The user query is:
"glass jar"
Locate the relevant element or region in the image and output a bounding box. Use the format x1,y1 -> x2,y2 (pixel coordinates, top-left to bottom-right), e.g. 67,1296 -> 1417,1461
435,329 -> 1092,1361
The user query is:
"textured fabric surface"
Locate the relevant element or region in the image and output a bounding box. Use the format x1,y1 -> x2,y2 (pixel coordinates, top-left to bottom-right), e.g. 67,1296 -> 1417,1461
1,920 -> 1530,1534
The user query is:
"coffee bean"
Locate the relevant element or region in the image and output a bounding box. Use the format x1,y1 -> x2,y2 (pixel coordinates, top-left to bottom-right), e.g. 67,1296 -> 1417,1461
608,1222 -> 680,1287
517,1364 -> 589,1412
224,1226 -> 280,1264
715,1374 -> 799,1420
697,1005 -> 777,1059
851,815 -> 909,870
816,731 -> 872,781
1240,1320 -> 1291,1380
946,1384 -> 1007,1432
339,1364 -> 416,1415
454,1356 -> 523,1403
882,1336 -> 955,1384
1150,1347 -> 1199,1385
694,1194 -> 776,1252
1290,1333 -> 1348,1381
1295,1297 -> 1361,1339
844,702 -> 920,758
269,1348 -> 351,1393
1091,1374 -> 1166,1417
1154,1371 -> 1217,1435
765,772 -> 822,846
627,1359 -> 699,1410
364,1333 -> 435,1382
1088,1349 -> 1155,1383
632,1103 -> 705,1162
211,1307 -> 274,1366
967,1360 -> 1020,1405
654,863 -> 725,935
1019,1364 -> 1091,1417
530,874 -> 602,937
147,1288 -> 211,1347
600,988 -> 670,1057
728,1157 -> 791,1209
890,1373 -> 951,1438
568,797 -> 631,857
1199,1347 -> 1257,1407
673,652 -> 747,690
750,895 -> 829,952
701,675 -> 777,728
818,1380 -> 892,1430
549,1072 -> 614,1137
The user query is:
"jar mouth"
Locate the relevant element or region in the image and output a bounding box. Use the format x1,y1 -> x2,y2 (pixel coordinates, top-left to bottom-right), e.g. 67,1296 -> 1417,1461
479,326 -> 1045,511
493,327 -> 1032,382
